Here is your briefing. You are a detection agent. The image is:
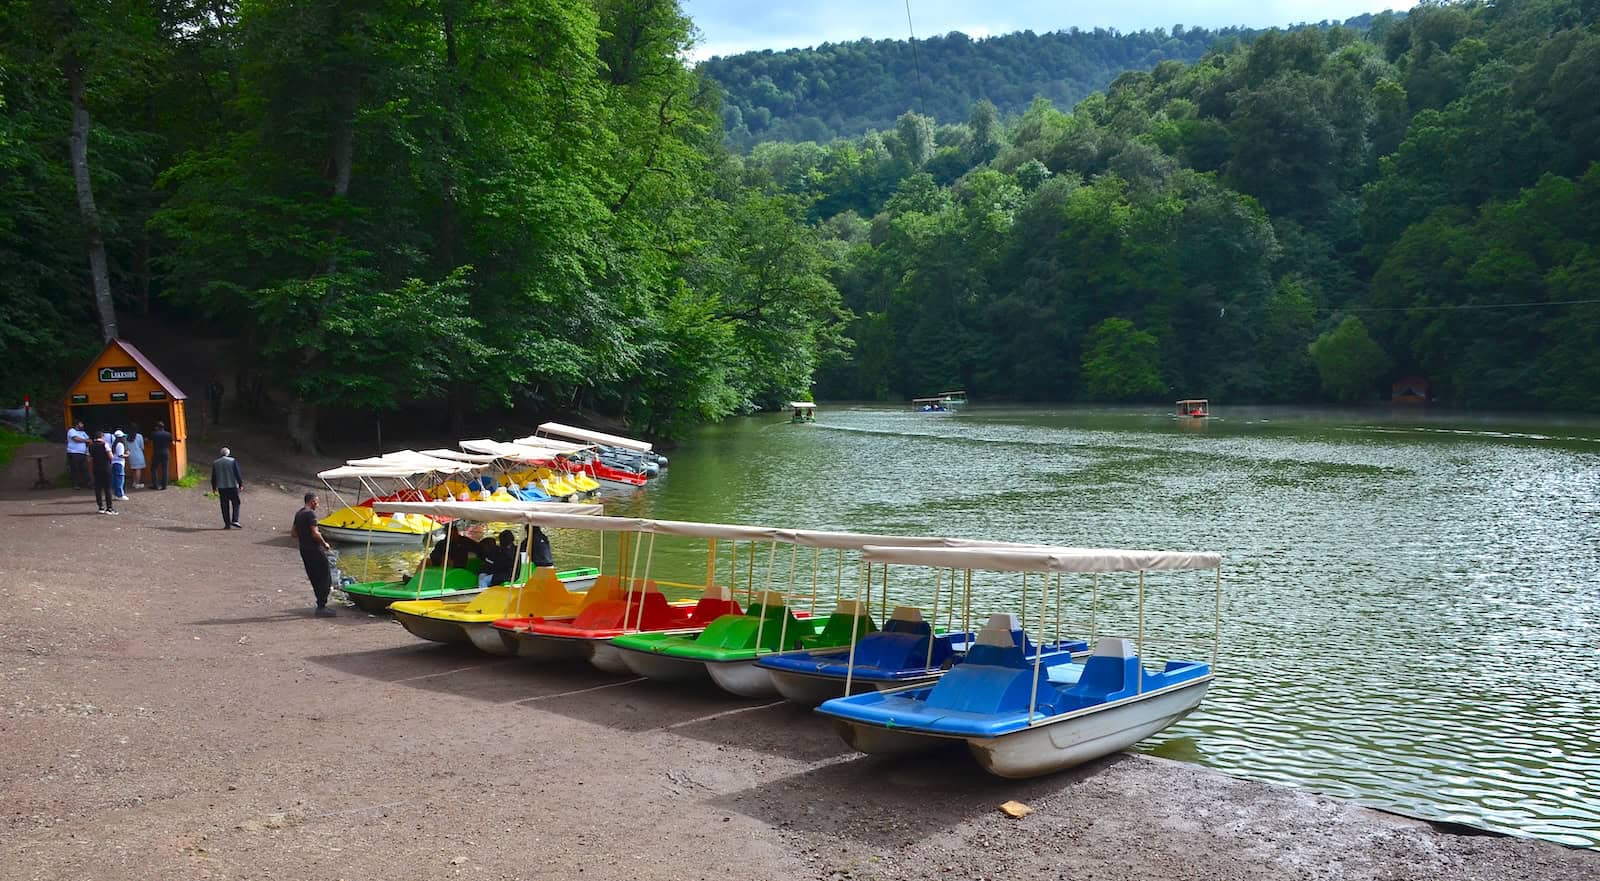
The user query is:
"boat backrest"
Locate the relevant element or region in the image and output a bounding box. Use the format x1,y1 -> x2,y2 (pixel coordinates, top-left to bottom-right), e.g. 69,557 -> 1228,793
689,585 -> 741,623
570,587 -> 670,630
961,613 -> 1029,667
920,613 -> 1040,714
1062,637 -> 1141,702
507,567 -> 594,616
810,600 -> 878,647
694,593 -> 803,651
884,606 -> 932,637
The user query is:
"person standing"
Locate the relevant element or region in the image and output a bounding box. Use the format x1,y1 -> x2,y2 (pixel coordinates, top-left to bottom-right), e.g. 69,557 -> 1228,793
148,421 -> 173,490
88,432 -> 117,515
65,420 -> 89,490
126,422 -> 147,489
110,430 -> 130,501
206,377 -> 225,426
211,446 -> 243,528
292,492 -> 336,617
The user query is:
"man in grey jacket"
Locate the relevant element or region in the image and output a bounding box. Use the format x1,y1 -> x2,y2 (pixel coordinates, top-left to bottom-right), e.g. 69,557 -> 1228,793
211,447 -> 244,529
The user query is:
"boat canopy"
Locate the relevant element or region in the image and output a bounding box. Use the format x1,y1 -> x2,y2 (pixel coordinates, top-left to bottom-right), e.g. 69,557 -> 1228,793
511,434 -> 590,454
938,390 -> 967,397
859,544 -> 1222,574
536,421 -> 652,452
788,402 -> 816,410
420,449 -> 499,465
378,500 -> 604,521
316,464 -> 424,480
1176,399 -> 1209,406
372,504 -> 1149,558
346,450 -> 478,474
911,396 -> 946,403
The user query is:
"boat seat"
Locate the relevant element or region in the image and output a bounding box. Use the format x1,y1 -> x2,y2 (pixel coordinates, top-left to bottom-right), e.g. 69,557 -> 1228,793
921,614 -> 1043,715
694,592 -> 804,651
1051,637 -> 1146,712
688,586 -> 741,624
801,599 -> 878,649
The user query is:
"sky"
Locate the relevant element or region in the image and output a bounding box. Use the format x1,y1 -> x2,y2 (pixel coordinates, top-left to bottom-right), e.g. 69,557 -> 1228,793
681,0 -> 1417,60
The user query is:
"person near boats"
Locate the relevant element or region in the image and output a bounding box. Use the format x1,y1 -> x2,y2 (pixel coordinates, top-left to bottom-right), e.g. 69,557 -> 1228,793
126,423 -> 147,489
110,430 -> 129,501
88,432 -> 117,515
292,492 -> 336,617
65,420 -> 89,490
148,422 -> 173,490
530,525 -> 554,568
211,447 -> 244,529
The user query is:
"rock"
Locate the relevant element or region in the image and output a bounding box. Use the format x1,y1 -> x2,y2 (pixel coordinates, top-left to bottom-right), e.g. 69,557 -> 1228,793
450,856 -> 468,866
999,800 -> 1033,819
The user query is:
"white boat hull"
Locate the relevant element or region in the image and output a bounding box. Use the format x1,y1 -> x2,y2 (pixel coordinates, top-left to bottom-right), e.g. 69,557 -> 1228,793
706,659 -> 778,698
832,719 -> 952,755
508,633 -> 587,661
768,669 -> 936,706
392,610 -> 469,644
322,525 -> 443,545
586,641 -> 631,674
463,622 -> 515,655
968,678 -> 1212,778
616,647 -> 708,682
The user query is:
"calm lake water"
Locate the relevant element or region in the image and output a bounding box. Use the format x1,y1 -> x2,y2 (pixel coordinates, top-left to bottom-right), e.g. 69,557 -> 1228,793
342,404 -> 1600,847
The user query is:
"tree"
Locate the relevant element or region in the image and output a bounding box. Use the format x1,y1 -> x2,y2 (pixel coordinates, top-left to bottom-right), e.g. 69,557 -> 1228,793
1308,317 -> 1390,402
1080,318 -> 1166,400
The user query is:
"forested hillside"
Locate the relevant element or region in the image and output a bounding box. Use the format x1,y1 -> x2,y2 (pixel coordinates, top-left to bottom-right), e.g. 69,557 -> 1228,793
701,27 -> 1239,148
0,0 -> 847,445
730,0 -> 1600,409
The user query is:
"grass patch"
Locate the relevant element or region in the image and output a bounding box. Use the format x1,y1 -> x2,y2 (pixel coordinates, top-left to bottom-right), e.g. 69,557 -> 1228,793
174,464 -> 205,488
0,427 -> 33,470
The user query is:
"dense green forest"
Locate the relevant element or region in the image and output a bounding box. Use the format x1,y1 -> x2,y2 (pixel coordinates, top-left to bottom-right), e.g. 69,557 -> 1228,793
4,0 -> 1598,443
730,0 -> 1598,409
701,26 -> 1245,149
0,0 -> 847,446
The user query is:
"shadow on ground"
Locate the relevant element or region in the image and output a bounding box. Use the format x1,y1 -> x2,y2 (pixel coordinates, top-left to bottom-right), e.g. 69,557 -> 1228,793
708,749 -> 1129,847
306,643 -> 622,703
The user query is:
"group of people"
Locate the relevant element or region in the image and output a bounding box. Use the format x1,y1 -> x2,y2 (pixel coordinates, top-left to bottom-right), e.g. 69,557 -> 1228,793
418,523 -> 555,589
65,419 -> 176,514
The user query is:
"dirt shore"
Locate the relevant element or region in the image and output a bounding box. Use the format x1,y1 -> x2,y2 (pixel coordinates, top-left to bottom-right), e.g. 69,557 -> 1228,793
2,464 -> 1596,880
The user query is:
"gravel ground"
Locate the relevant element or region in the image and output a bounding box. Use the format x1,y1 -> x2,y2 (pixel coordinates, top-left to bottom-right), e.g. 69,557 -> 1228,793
3,459 -> 1596,881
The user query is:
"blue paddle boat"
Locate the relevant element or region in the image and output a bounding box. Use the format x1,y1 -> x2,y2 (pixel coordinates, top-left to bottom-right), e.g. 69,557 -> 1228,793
758,605 -> 1088,705
816,544 -> 1222,778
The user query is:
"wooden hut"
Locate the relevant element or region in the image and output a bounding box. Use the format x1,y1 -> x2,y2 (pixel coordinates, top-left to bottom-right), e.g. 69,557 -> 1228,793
63,339 -> 189,477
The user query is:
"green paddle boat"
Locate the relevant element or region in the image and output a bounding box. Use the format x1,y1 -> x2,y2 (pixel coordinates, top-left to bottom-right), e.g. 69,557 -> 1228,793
610,592 -> 877,697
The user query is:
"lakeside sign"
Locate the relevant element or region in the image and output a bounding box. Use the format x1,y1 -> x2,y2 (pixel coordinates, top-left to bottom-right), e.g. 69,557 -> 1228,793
98,366 -> 139,383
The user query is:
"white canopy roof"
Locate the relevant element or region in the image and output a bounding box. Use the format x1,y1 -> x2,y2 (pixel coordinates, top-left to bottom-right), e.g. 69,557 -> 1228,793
511,435 -> 589,454
378,500 -> 604,521
421,449 -> 500,464
860,545 -> 1222,573
536,421 -> 652,452
788,402 -> 817,409
458,439 -> 568,463
316,464 -> 422,480
346,450 -> 478,474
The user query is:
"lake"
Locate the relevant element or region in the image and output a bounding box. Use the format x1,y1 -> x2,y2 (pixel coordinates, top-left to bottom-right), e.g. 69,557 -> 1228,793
342,404 -> 1600,847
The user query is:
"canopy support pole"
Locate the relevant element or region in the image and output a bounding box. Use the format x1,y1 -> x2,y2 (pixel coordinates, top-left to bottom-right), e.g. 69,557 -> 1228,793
844,561 -> 867,697
926,568 -> 942,670
753,541 -> 778,656
1137,570 -> 1146,695
1028,570 -> 1048,725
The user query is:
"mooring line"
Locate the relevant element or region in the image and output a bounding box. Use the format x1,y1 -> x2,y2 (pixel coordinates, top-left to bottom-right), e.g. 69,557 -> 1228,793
515,677 -> 644,703
663,699 -> 787,729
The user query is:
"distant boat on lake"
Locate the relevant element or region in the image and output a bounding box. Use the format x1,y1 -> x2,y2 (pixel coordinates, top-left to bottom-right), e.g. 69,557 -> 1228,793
1176,399 -> 1210,418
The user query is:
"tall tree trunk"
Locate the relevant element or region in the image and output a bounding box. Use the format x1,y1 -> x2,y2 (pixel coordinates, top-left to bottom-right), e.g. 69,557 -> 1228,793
286,396 -> 319,453
65,57 -> 118,341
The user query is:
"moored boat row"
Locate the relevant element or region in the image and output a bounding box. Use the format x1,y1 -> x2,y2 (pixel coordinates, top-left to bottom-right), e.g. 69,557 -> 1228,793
363,499 -> 1223,778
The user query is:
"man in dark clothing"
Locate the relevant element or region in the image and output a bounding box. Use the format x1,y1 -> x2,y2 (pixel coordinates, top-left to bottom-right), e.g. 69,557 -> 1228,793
211,447 -> 243,528
148,421 -> 174,490
530,525 -> 554,568
206,377 -> 224,425
88,431 -> 117,515
292,492 -> 336,617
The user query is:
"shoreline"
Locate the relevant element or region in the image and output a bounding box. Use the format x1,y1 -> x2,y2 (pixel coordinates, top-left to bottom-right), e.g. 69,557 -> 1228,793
1,476 -> 1595,880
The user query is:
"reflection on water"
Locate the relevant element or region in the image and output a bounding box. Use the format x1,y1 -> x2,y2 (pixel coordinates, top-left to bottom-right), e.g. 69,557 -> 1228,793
342,404 -> 1600,847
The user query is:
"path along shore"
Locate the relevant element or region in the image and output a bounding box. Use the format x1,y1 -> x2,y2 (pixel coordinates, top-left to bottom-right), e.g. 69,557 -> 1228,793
2,477 -> 1596,881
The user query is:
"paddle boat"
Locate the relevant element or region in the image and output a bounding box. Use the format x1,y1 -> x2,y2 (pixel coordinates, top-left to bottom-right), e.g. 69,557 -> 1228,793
937,390 -> 968,410
1176,398 -> 1210,418
789,401 -> 817,423
340,560 -> 601,613
817,544 -> 1222,778
314,459 -> 472,546
534,422 -> 661,482
372,501 -> 608,648
912,396 -> 952,413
